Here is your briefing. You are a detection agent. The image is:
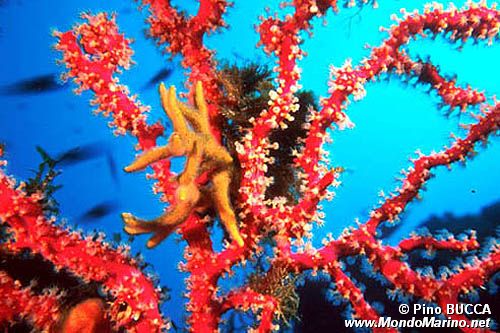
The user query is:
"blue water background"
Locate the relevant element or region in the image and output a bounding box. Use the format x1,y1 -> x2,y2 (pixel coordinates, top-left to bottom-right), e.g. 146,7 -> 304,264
0,0 -> 499,327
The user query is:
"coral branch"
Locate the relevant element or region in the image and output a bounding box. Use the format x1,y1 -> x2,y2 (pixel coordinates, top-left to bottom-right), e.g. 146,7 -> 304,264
399,233 -> 480,252
0,169 -> 168,332
222,289 -> 278,332
122,82 -> 244,248
365,102 -> 499,234
137,0 -> 230,132
435,249 -> 500,333
328,265 -> 396,333
0,271 -> 61,331
297,3 -> 499,188
54,13 -> 164,149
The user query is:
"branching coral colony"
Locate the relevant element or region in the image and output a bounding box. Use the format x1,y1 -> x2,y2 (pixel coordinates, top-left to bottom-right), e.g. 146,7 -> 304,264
0,0 -> 499,332
122,82 -> 244,248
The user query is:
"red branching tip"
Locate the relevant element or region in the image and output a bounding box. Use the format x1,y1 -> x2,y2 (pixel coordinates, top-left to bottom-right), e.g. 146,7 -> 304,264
54,13 -> 163,149
54,13 -> 178,202
399,233 -> 480,252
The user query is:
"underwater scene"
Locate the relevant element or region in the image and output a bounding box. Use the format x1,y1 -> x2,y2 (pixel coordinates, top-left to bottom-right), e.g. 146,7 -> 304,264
0,0 -> 499,332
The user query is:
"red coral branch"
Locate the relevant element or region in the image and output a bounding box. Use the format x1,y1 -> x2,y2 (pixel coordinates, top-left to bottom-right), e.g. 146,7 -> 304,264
296,3 -> 498,190
436,250 -> 500,333
137,0 -> 230,134
222,289 -> 278,332
54,13 -> 164,149
54,12 -> 178,204
329,265 -> 398,333
399,233 -> 480,252
0,271 -> 61,331
0,169 -> 168,332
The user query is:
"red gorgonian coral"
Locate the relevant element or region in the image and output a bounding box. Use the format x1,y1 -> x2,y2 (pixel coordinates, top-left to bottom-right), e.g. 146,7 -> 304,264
1,0 -> 499,332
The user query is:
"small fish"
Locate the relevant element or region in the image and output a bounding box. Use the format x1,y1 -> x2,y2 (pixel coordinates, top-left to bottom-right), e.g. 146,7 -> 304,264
0,74 -> 62,95
56,142 -> 106,166
79,201 -> 118,221
56,142 -> 120,186
142,68 -> 173,90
